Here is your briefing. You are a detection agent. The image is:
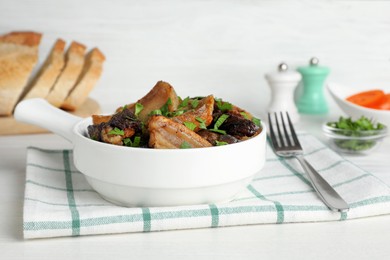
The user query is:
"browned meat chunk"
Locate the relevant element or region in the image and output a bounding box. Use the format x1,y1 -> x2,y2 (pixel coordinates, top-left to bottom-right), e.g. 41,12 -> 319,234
197,129 -> 239,145
88,82 -> 263,148
125,81 -> 180,123
219,112 -> 259,137
101,125 -> 134,145
148,115 -> 212,149
172,95 -> 214,132
87,109 -> 142,145
92,114 -> 112,125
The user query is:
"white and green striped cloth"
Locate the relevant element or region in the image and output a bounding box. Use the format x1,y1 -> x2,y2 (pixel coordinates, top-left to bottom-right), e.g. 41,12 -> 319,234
24,134 -> 390,239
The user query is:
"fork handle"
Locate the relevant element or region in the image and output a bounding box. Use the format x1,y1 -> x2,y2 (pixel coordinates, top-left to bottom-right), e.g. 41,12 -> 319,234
295,155 -> 349,212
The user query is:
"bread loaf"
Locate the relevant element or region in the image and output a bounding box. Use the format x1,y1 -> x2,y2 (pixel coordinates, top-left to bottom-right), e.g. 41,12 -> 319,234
22,39 -> 66,100
0,31 -> 104,116
46,41 -> 86,107
61,48 -> 105,111
0,31 -> 42,116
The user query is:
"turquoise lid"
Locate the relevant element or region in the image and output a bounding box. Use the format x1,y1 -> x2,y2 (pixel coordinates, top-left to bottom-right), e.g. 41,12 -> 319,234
297,57 -> 330,76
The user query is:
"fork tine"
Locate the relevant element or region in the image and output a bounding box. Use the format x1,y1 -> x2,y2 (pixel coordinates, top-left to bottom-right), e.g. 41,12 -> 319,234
286,112 -> 301,148
268,113 -> 279,148
274,112 -> 285,147
280,112 -> 292,147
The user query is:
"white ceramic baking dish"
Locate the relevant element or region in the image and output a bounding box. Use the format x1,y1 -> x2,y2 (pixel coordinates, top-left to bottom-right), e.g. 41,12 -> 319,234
14,98 -> 267,207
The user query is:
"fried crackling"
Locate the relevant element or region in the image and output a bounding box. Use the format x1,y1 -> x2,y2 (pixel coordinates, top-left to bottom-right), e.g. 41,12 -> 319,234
120,81 -> 179,123
148,116 -> 212,149
172,95 -> 214,132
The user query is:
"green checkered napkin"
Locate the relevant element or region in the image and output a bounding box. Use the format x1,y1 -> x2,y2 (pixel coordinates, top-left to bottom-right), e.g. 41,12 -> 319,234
23,134 -> 390,239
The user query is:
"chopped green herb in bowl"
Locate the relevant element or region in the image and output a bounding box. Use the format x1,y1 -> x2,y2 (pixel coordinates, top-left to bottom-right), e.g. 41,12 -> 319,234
323,116 -> 388,154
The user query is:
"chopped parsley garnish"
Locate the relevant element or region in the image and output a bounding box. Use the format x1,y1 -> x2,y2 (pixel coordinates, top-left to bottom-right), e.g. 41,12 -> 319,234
160,98 -> 172,116
191,99 -> 199,109
195,117 -> 207,129
215,98 -> 233,112
123,138 -> 131,146
209,114 -> 229,135
123,136 -> 141,147
149,109 -> 162,116
183,121 -> 197,131
167,110 -> 185,117
326,116 -> 385,151
178,97 -> 190,109
133,136 -> 141,147
252,117 -> 261,127
215,140 -> 228,146
327,116 -> 384,131
240,112 -> 249,119
214,114 -> 229,129
209,129 -> 227,135
135,103 -> 144,117
108,127 -> 124,135
180,141 -> 192,149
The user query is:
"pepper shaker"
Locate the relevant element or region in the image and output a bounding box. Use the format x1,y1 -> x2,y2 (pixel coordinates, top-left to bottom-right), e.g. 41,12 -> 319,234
265,63 -> 301,123
297,57 -> 330,114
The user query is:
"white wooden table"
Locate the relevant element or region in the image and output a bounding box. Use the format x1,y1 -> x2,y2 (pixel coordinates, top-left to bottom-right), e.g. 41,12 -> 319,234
1,118 -> 390,260
1,0 -> 390,259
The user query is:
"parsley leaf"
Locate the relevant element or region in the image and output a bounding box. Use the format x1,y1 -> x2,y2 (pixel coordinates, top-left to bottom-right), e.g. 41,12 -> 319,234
215,98 -> 233,112
135,103 -> 144,117
327,116 -> 383,131
123,136 -> 141,147
195,117 -> 207,129
132,136 -> 141,147
149,109 -> 162,116
240,112 -> 249,119
215,140 -> 228,146
183,121 -> 197,131
160,98 -> 172,116
178,97 -> 190,109
180,141 -> 192,149
252,117 -> 261,127
108,127 -> 124,135
167,110 -> 185,117
214,114 -> 229,129
209,129 -> 227,135
209,114 -> 229,135
191,99 -> 199,109
123,138 -> 132,146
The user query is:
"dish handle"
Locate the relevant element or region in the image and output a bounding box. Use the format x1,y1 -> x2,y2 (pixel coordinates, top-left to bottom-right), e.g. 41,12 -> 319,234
14,98 -> 82,143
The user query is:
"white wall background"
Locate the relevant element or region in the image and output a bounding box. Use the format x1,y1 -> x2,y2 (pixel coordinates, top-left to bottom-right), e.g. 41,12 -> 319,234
1,0 -> 390,115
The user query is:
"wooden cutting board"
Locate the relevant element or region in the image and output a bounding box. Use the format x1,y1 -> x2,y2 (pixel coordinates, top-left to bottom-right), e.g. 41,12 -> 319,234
0,98 -> 100,135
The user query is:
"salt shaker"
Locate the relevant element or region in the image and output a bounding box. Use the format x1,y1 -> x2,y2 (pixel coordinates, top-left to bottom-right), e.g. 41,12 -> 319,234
297,57 -> 330,114
265,63 -> 301,123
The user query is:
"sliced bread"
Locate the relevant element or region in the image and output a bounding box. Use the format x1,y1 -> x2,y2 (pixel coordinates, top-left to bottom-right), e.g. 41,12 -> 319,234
46,41 -> 86,107
0,31 -> 42,116
22,39 -> 66,100
61,48 -> 105,111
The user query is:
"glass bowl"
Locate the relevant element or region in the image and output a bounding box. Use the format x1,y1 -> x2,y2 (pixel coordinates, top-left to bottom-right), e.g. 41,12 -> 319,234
322,123 -> 388,154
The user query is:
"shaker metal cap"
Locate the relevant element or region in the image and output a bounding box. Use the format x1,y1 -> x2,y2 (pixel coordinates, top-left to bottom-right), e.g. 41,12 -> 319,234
278,62 -> 288,71
297,57 -> 330,75
265,62 -> 301,82
310,57 -> 319,66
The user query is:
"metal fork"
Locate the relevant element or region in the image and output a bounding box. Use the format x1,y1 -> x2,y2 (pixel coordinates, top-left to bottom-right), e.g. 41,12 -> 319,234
268,112 -> 349,212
